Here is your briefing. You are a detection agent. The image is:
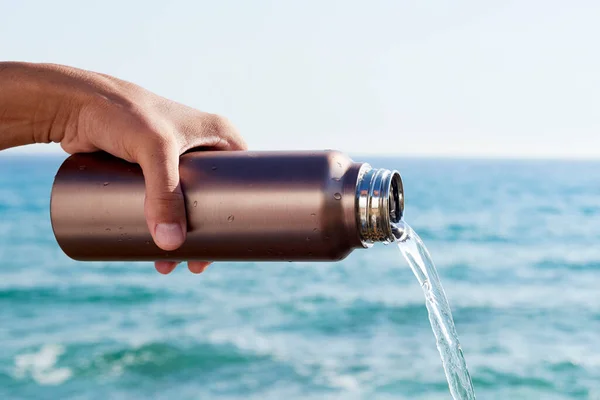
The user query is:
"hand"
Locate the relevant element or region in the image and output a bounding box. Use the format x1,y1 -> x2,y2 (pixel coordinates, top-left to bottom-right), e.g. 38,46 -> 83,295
0,62 -> 247,274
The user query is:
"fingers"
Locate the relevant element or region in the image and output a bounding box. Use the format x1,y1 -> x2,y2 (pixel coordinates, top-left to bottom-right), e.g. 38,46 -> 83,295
155,261 -> 179,274
134,113 -> 244,276
136,138 -> 187,252
188,261 -> 211,274
154,261 -> 211,274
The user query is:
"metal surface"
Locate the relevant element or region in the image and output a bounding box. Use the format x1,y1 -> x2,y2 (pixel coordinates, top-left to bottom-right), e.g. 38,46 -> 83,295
356,167 -> 404,244
50,151 -> 404,262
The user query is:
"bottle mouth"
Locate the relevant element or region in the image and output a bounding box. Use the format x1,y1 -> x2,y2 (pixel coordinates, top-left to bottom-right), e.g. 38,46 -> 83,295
356,166 -> 404,244
389,171 -> 403,224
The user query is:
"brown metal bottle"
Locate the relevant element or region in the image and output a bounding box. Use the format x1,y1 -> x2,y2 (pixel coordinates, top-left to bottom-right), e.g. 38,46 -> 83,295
50,151 -> 403,262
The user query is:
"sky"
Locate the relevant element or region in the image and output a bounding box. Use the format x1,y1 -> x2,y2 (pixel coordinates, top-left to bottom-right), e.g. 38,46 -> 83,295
1,0 -> 599,158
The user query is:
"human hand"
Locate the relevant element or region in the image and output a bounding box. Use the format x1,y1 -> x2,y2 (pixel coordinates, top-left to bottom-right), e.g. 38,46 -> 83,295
0,62 -> 247,274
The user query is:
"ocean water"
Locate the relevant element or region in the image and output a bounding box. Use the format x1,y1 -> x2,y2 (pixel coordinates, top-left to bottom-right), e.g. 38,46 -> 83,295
2,154 -> 600,400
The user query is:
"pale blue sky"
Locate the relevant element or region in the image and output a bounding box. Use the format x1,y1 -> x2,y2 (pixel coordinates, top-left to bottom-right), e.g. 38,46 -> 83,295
2,0 -> 599,158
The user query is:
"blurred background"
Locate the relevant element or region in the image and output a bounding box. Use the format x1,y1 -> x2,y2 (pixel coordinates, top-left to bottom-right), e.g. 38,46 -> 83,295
1,1 -> 600,399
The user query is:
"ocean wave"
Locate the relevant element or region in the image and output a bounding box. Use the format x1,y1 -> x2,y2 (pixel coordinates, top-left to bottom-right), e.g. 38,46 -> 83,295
13,344 -> 72,386
0,190 -> 25,209
273,297 -> 431,335
262,290 -> 600,338
471,368 -> 555,390
11,340 -> 274,386
411,227 -> 512,244
0,285 -> 163,305
89,341 -> 269,378
535,259 -> 600,271
7,333 -> 396,397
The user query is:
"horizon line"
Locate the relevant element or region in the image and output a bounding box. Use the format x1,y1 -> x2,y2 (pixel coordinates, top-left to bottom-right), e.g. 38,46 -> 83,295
2,150 -> 600,163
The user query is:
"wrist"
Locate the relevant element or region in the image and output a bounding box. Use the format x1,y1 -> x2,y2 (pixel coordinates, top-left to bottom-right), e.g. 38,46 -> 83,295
0,62 -> 88,150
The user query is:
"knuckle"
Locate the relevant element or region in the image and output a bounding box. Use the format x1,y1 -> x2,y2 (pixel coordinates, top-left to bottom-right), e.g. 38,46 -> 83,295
146,191 -> 185,219
202,113 -> 234,137
147,130 -> 173,151
124,121 -> 178,162
230,133 -> 248,151
145,190 -> 185,223
139,131 -> 178,160
202,113 -> 247,150
145,168 -> 181,195
147,190 -> 184,204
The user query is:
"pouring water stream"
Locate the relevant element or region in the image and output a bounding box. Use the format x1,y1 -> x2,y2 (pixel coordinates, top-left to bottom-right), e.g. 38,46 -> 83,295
392,220 -> 476,400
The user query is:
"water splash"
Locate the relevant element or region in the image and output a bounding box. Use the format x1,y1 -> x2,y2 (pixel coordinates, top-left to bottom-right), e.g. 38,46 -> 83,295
393,220 -> 476,400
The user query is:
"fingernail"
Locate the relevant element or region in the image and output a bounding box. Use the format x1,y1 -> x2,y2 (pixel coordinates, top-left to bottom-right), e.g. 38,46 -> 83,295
155,223 -> 184,249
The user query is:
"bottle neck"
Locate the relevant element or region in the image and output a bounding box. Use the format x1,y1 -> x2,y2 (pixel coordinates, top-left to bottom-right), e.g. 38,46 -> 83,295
356,166 -> 404,244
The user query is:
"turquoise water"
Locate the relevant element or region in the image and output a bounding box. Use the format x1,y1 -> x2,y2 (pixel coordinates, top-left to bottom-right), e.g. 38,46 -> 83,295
2,155 -> 600,399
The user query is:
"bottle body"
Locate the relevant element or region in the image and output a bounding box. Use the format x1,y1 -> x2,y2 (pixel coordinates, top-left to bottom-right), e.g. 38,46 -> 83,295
50,151 -> 402,262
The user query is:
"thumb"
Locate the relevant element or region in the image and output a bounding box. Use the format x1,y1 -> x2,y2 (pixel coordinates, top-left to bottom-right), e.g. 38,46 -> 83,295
137,141 -> 187,251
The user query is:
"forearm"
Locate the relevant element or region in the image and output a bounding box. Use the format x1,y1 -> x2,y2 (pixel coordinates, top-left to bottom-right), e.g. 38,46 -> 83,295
0,62 -> 84,150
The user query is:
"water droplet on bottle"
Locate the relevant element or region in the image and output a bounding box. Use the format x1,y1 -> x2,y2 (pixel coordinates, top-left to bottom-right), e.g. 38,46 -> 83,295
78,165 -> 86,171
337,162 -> 342,168
227,215 -> 235,222
145,241 -> 151,245
310,213 -> 316,217
211,166 -> 218,171
333,193 -> 342,200
128,237 -> 133,241
325,236 -> 330,240
247,249 -> 253,252
117,239 -> 123,242
332,177 -> 340,182
119,227 -> 123,230
313,228 -> 318,232
105,228 -> 111,232
306,237 -> 311,241
308,252 -> 313,256
103,182 -> 110,186
193,201 -> 198,208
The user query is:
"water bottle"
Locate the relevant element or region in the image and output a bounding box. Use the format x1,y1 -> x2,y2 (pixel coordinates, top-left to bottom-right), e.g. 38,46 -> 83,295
50,151 -> 403,261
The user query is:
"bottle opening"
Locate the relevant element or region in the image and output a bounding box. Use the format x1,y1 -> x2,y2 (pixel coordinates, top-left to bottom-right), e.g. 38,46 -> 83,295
356,166 -> 404,244
389,171 -> 403,224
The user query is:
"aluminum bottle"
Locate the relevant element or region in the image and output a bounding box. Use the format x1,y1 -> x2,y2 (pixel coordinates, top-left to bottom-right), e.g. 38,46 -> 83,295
50,151 -> 403,261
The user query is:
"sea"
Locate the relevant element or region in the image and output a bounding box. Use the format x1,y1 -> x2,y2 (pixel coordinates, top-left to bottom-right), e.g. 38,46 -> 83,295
2,154 -> 600,400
